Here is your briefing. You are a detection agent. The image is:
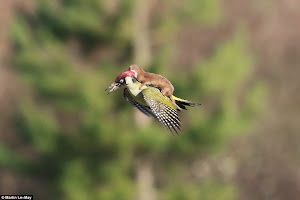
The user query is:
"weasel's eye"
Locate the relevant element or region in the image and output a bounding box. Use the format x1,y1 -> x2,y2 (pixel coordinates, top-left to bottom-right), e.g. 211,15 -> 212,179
132,77 -> 136,83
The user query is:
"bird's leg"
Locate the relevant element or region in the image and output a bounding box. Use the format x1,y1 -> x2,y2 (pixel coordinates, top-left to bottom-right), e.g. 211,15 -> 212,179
170,96 -> 182,111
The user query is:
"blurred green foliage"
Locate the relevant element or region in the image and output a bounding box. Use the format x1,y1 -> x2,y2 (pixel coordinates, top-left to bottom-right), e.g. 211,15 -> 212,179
3,0 -> 266,199
163,181 -> 236,200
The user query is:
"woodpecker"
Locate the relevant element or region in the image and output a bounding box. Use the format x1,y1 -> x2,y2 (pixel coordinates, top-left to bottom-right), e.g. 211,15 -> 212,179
128,65 -> 181,110
106,70 -> 200,134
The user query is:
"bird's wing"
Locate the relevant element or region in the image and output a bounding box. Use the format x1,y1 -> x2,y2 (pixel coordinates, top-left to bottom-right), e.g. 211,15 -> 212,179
143,88 -> 181,134
123,88 -> 157,118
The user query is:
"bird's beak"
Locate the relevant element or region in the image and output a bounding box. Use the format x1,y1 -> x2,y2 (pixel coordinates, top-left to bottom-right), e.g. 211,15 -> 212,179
105,82 -> 121,94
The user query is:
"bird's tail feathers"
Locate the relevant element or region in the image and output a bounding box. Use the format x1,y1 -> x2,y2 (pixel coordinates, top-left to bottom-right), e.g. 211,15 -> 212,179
172,96 -> 201,110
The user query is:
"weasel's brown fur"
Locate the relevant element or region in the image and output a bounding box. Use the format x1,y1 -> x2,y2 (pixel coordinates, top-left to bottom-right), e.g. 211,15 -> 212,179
129,65 -> 181,110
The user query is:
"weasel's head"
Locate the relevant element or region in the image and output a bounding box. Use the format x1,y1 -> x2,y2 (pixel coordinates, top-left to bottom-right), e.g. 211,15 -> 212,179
128,65 -> 143,78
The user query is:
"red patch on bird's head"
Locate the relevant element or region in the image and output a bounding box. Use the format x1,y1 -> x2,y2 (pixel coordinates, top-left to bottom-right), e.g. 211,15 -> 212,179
115,70 -> 135,82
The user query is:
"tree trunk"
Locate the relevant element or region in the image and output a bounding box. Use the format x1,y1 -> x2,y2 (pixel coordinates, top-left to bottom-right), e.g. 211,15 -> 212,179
133,0 -> 151,67
136,159 -> 157,200
132,0 -> 157,200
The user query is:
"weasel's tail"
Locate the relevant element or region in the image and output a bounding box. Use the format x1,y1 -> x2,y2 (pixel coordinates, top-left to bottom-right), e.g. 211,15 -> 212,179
172,96 -> 201,110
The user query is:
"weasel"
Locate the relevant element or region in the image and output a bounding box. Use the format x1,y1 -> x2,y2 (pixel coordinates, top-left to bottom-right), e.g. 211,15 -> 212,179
128,65 -> 181,110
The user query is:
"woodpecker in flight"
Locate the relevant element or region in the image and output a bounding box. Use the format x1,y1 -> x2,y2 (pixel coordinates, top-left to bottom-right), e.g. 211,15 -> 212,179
105,70 -> 200,134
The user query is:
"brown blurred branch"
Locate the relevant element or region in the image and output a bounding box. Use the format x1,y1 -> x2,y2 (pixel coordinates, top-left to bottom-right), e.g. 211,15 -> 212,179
132,0 -> 157,200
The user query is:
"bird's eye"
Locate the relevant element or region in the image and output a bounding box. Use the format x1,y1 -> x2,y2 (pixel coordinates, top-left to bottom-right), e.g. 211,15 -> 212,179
132,77 -> 136,83
119,79 -> 124,84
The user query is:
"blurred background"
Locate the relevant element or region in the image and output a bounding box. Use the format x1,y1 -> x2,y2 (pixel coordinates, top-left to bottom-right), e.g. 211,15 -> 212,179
0,0 -> 299,199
